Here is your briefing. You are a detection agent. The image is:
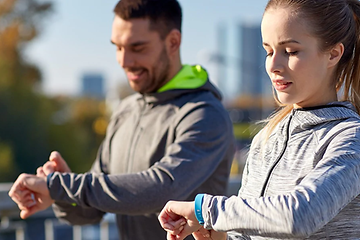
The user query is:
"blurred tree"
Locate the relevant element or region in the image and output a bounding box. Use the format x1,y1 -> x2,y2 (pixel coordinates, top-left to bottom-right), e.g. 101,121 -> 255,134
0,0 -> 52,88
46,96 -> 108,174
0,0 -> 109,182
0,0 -> 53,181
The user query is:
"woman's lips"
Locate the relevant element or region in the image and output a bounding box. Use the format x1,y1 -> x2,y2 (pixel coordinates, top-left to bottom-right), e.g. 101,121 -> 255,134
273,80 -> 292,91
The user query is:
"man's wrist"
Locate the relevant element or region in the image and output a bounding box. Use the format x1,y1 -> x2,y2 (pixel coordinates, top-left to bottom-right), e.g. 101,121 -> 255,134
194,194 -> 205,225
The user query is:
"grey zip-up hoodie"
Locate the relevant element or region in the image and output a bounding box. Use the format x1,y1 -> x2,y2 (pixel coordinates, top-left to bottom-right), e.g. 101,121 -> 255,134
201,102 -> 360,239
47,65 -> 235,240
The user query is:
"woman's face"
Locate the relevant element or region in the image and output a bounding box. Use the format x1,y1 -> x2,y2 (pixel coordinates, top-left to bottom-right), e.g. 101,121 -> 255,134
261,8 -> 338,108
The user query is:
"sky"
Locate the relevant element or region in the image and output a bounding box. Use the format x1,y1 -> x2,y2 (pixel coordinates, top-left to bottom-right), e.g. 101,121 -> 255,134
26,0 -> 269,97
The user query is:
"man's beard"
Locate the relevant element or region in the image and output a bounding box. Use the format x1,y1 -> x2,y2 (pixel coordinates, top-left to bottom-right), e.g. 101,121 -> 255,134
146,47 -> 171,93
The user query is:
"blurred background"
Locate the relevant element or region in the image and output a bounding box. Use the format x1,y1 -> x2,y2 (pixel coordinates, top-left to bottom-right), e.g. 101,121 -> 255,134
0,0 -> 275,239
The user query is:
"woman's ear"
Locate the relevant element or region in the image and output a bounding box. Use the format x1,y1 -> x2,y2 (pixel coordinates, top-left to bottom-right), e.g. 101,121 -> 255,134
328,42 -> 344,68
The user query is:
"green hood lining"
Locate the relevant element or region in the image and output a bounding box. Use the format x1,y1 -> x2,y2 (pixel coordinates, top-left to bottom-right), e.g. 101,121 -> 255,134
157,65 -> 208,93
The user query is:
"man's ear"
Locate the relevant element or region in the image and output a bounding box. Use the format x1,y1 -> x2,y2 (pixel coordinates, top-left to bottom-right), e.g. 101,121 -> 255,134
165,29 -> 181,55
328,42 -> 344,68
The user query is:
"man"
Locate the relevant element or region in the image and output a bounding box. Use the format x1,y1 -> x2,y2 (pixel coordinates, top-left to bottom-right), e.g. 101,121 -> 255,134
9,0 -> 235,239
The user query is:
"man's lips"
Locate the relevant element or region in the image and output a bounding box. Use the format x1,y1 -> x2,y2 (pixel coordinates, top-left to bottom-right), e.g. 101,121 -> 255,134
126,69 -> 145,81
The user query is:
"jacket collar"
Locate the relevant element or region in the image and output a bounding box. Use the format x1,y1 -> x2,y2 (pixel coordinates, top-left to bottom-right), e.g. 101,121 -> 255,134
135,65 -> 222,104
288,101 -> 360,132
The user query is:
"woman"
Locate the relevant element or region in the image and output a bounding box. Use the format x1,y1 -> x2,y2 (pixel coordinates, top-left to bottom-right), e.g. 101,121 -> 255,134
158,0 -> 360,239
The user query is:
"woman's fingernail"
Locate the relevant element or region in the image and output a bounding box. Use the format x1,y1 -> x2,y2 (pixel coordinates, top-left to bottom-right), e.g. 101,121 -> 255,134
180,221 -> 186,225
179,226 -> 184,231
204,234 -> 210,238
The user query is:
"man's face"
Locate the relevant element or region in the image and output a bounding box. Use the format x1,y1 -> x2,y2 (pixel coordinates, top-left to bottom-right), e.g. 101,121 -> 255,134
111,16 -> 171,94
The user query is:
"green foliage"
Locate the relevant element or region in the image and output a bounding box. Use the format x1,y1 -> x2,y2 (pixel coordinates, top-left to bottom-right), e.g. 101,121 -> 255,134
0,87 -> 50,180
0,0 -> 107,182
46,97 -> 108,173
0,140 -> 16,180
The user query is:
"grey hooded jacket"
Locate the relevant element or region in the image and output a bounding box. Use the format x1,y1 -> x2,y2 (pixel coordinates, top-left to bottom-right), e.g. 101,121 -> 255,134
47,68 -> 235,240
201,102 -> 360,239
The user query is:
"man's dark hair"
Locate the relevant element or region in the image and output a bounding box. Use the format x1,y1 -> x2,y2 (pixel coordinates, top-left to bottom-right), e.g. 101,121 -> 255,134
114,0 -> 182,39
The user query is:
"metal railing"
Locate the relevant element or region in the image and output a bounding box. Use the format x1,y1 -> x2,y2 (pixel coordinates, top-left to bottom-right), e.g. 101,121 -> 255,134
43,218 -> 118,240
0,178 -> 241,240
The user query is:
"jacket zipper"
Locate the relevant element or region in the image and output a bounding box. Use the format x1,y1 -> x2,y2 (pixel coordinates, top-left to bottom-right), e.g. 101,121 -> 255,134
126,97 -> 146,173
260,112 -> 293,197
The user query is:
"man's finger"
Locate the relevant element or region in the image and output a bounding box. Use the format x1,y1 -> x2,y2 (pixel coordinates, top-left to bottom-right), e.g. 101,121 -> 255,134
14,190 -> 34,203
49,151 -> 71,172
8,174 -> 29,199
16,198 -> 36,210
42,161 -> 57,175
36,167 -> 46,177
9,188 -> 30,202
20,204 -> 41,219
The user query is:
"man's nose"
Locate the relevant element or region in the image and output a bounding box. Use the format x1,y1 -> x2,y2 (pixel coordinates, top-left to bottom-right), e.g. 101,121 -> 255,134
117,50 -> 135,69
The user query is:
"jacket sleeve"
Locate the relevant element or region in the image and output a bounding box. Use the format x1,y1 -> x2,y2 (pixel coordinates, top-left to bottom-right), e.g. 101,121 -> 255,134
50,143 -> 108,225
201,126 -> 360,239
47,102 -> 235,215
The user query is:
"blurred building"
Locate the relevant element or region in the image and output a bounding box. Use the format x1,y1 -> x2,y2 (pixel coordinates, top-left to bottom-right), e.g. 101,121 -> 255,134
239,22 -> 272,99
212,21 -> 273,109
211,22 -> 277,178
231,22 -> 274,121
81,73 -> 105,99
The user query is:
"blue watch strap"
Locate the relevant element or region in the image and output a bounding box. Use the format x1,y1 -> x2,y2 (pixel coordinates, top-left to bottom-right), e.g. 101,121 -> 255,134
194,194 -> 205,225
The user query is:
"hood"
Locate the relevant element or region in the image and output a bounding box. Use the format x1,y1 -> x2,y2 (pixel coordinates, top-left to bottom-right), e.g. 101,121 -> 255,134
289,101 -> 360,133
137,65 -> 222,104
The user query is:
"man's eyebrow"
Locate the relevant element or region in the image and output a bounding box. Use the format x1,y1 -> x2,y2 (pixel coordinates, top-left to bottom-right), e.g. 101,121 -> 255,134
110,40 -> 150,47
263,39 -> 300,47
130,41 -> 150,47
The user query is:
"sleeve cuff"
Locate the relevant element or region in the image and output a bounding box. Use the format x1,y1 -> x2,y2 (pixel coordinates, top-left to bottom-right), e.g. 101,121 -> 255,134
194,193 -> 205,225
46,172 -> 55,190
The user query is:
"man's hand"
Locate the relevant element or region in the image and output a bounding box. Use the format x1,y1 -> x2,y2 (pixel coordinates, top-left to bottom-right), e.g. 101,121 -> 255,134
8,173 -> 54,219
36,151 -> 71,177
159,201 -> 202,240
